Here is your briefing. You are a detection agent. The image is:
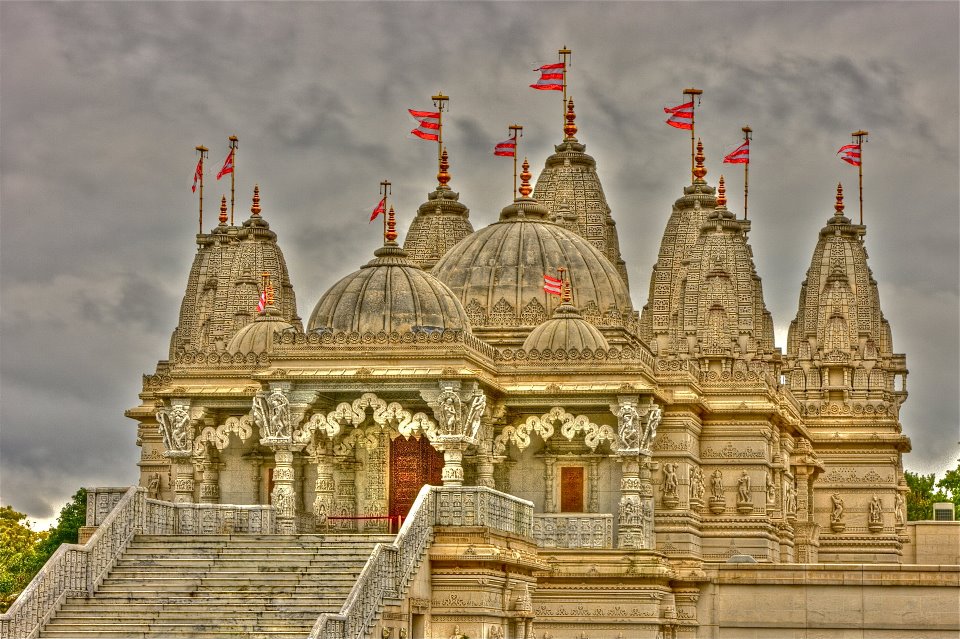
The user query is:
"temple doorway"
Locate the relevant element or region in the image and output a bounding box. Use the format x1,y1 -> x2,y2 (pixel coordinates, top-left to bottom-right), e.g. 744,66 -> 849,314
389,435 -> 443,525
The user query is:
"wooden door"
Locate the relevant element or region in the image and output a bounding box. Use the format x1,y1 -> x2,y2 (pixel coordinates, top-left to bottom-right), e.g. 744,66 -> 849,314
389,436 -> 444,520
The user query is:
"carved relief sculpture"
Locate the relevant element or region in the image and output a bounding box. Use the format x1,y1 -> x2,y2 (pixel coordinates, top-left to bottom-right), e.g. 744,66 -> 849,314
157,404 -> 192,455
785,480 -> 798,520
830,492 -> 846,532
766,472 -> 777,505
868,494 -> 883,532
736,471 -> 753,514
689,465 -> 705,511
661,462 -> 679,509
640,405 -> 662,454
616,401 -> 641,453
709,469 -> 725,514
253,388 -> 292,441
894,493 -> 905,529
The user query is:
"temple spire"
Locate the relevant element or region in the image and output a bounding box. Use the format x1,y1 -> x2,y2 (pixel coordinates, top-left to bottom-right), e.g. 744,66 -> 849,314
564,97 -> 578,140
219,195 -> 228,224
437,147 -> 451,189
717,175 -> 727,208
386,206 -> 398,243
518,158 -> 533,197
251,184 -> 261,217
834,182 -> 845,216
693,138 -> 707,183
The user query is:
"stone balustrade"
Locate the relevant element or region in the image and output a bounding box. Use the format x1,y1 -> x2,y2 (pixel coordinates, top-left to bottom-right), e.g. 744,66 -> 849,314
532,513 -> 614,549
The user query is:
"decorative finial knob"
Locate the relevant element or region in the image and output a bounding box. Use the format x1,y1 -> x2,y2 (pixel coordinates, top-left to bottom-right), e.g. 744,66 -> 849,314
835,182 -> 844,215
251,184 -> 261,216
219,195 -> 228,224
562,281 -> 572,304
386,206 -> 398,242
564,97 -> 578,139
693,139 -> 707,181
519,158 -> 532,197
717,175 -> 727,207
437,147 -> 451,188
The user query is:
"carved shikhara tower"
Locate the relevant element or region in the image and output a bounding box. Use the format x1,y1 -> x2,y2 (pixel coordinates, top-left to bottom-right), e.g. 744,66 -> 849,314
124,111 -> 927,638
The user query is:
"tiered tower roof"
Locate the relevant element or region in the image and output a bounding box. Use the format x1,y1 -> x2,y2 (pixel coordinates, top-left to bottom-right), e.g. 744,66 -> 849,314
784,183 -> 907,405
532,99 -> 629,288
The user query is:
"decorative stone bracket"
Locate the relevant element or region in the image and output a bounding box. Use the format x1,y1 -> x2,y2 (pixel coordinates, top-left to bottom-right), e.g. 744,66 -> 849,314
493,406 -> 614,456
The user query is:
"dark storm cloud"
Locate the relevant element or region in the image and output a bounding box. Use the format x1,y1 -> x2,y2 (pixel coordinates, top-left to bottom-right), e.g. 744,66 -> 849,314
1,1 -> 957,523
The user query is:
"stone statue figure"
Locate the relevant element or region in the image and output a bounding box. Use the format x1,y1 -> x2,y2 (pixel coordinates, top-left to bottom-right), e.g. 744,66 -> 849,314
639,405 -> 662,453
690,466 -> 705,501
662,463 -> 679,497
869,494 -> 883,524
895,493 -> 905,526
253,389 -> 292,440
766,472 -> 777,504
785,481 -> 798,515
463,392 -> 487,441
831,492 -> 845,523
315,502 -> 328,528
449,626 -> 467,639
616,402 -> 641,452
488,626 -> 504,639
157,404 -> 191,453
737,471 -> 751,503
147,473 -> 161,499
440,395 -> 458,434
711,470 -> 724,500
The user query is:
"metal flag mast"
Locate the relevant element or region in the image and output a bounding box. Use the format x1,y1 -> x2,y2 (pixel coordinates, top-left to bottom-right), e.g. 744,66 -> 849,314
195,145 -> 208,234
432,92 -> 449,170
684,88 -> 703,180
559,46 -> 572,133
509,124 -> 523,197
379,179 -> 392,241
228,136 -> 238,224
852,129 -> 868,224
742,126 -> 752,220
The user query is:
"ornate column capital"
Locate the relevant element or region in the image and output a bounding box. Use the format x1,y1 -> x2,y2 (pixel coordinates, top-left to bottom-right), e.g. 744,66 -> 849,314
611,397 -> 662,457
157,400 -> 195,459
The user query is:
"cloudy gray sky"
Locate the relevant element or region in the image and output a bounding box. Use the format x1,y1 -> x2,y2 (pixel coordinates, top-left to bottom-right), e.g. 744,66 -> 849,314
2,1 -> 957,526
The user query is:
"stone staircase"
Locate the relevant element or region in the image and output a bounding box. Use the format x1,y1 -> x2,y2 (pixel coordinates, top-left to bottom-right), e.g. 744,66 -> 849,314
39,533 -> 394,639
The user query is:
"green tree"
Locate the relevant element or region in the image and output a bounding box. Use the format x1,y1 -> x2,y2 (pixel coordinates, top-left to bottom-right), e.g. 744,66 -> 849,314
904,470 -> 949,521
0,505 -> 47,612
0,489 -> 86,612
935,462 -> 960,511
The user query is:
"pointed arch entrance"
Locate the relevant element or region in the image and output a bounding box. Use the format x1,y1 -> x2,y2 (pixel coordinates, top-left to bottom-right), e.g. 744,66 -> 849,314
389,435 -> 443,522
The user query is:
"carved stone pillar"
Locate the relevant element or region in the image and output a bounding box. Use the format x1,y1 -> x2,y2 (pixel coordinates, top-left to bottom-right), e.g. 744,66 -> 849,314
425,381 -> 487,487
543,456 -> 557,513
246,451 -> 264,504
198,447 -> 221,504
252,387 -> 305,534
790,437 -> 823,563
587,457 -> 600,513
476,418 -> 496,489
312,439 -> 335,531
270,446 -> 300,533
336,457 -> 359,531
171,454 -> 195,504
613,397 -> 660,549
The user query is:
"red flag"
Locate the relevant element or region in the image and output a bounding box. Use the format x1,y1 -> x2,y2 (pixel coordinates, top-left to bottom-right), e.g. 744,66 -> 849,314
256,290 -> 267,313
544,274 -> 563,296
494,138 -> 517,157
216,148 -> 234,180
409,109 -> 441,141
369,197 -> 386,222
837,143 -> 861,167
664,101 -> 694,130
530,62 -> 565,91
723,140 -> 750,164
191,158 -> 203,193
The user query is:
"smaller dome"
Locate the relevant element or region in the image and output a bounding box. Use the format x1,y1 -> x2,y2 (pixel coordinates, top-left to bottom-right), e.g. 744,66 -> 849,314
227,306 -> 293,354
308,243 -> 471,334
522,302 -> 610,352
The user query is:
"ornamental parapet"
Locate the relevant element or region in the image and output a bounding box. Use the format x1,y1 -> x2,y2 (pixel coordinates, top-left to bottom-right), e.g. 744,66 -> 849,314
495,344 -> 654,370
532,513 -> 614,549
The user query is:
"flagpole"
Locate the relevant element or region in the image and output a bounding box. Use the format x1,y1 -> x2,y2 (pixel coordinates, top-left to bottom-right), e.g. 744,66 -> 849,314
509,124 -> 523,198
852,130 -> 867,224
742,126 -> 752,220
683,88 -> 703,181
195,145 -> 208,234
432,92 -> 449,172
380,179 -> 391,241
228,135 -> 238,224
559,46 -> 572,134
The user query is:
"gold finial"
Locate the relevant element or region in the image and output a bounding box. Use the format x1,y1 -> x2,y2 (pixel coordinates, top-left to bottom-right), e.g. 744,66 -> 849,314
251,184 -> 261,217
717,176 -> 727,207
693,138 -> 707,181
518,158 -> 532,197
219,195 -> 228,224
835,182 -> 844,215
562,281 -> 572,304
564,97 -> 578,139
386,206 -> 398,242
437,147 -> 451,187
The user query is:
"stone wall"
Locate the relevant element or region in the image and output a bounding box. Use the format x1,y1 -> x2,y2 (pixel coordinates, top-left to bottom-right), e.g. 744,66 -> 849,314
698,563 -> 960,639
902,521 -> 960,565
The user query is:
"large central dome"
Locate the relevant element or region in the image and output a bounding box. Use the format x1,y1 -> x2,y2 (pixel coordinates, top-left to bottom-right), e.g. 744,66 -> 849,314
433,167 -> 632,330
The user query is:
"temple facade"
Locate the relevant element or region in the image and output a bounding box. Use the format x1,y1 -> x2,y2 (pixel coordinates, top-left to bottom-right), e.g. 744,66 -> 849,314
24,102 -> 953,639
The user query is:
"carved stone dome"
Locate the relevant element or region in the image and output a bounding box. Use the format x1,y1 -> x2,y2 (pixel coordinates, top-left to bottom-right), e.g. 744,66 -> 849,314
226,306 -> 293,354
308,243 -> 471,334
522,302 -> 610,352
432,196 -> 632,330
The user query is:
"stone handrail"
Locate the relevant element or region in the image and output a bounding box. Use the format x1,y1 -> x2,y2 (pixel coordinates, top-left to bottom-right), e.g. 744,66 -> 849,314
532,513 -> 614,549
0,486 -> 143,639
310,486 -> 534,639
